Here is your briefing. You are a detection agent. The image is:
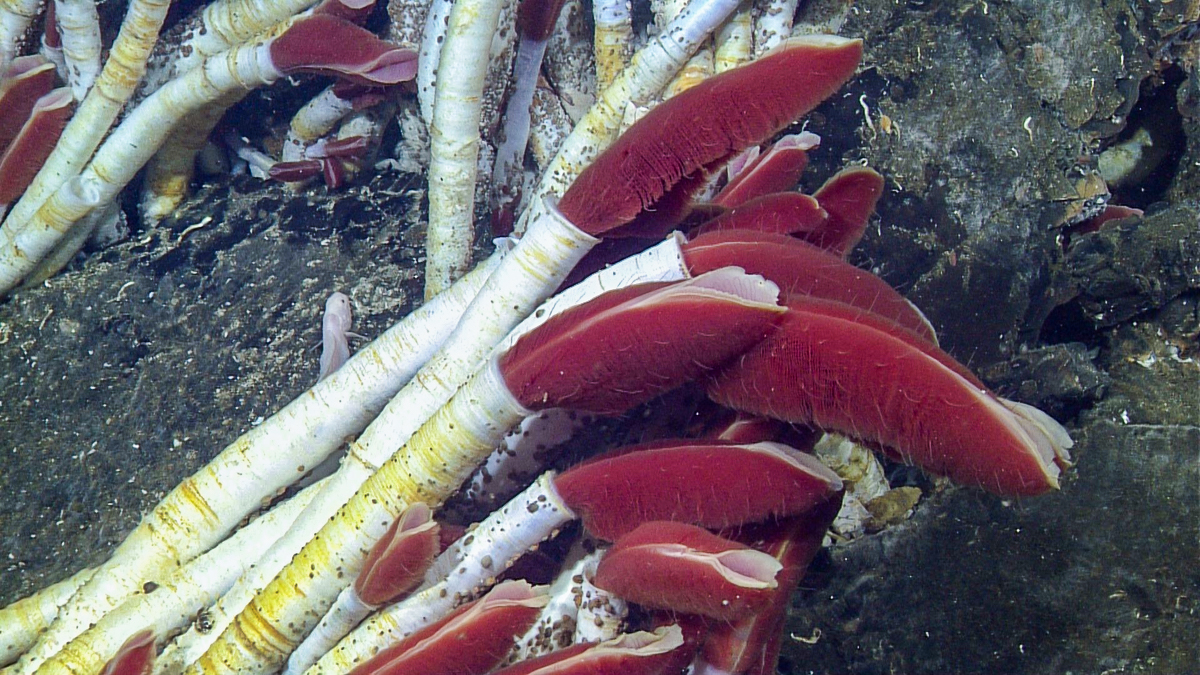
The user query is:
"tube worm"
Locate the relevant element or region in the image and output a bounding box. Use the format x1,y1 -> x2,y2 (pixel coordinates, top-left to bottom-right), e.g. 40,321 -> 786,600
346,582 -> 547,675
494,626 -> 688,675
594,521 -> 782,620
0,0 -> 171,260
183,232 -> 687,675
422,0 -> 507,299
555,36 -> 863,236
22,247 -> 502,675
0,15 -> 417,294
708,295 -> 1075,497
139,0 -> 332,96
681,229 -> 938,344
283,503 -> 439,675
190,270 -> 782,675
29,481 -> 322,675
553,440 -> 842,541
516,0 -> 749,234
713,131 -> 820,208
491,0 -> 568,241
53,0 -> 100,99
317,435 -> 837,672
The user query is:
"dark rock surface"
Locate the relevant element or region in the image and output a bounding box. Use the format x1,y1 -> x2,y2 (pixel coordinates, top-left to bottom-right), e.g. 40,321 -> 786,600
775,1 -> 1200,673
1,0 -> 1197,674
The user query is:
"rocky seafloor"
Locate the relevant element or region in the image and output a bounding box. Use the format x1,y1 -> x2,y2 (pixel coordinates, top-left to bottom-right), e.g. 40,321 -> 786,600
1,1 -> 1197,674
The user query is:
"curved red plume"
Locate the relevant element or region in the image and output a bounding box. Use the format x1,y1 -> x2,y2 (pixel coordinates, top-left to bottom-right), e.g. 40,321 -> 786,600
594,521 -> 781,620
707,296 -> 1074,496
714,132 -> 819,208
0,88 -> 73,204
809,166 -> 885,257
557,35 -> 863,236
682,229 -> 939,344
353,502 -> 439,606
270,15 -> 418,86
704,495 -> 841,675
517,0 -> 568,41
0,56 -> 57,154
553,439 -> 842,541
689,192 -> 828,240
498,268 -> 783,414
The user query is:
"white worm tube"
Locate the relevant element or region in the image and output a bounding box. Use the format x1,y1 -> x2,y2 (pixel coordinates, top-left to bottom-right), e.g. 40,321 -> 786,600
147,252 -> 506,675
423,0 -> 507,298
574,559 -> 627,644
139,92 -> 241,223
0,569 -> 94,668
282,88 -> 355,162
592,0 -> 632,90
0,0 -> 39,71
415,0 -> 453,126
515,0 -> 740,234
452,408 -> 587,518
713,3 -> 752,72
528,84 -> 572,170
752,0 -> 796,55
508,546 -> 601,662
29,483 -> 323,675
53,0 -> 100,99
